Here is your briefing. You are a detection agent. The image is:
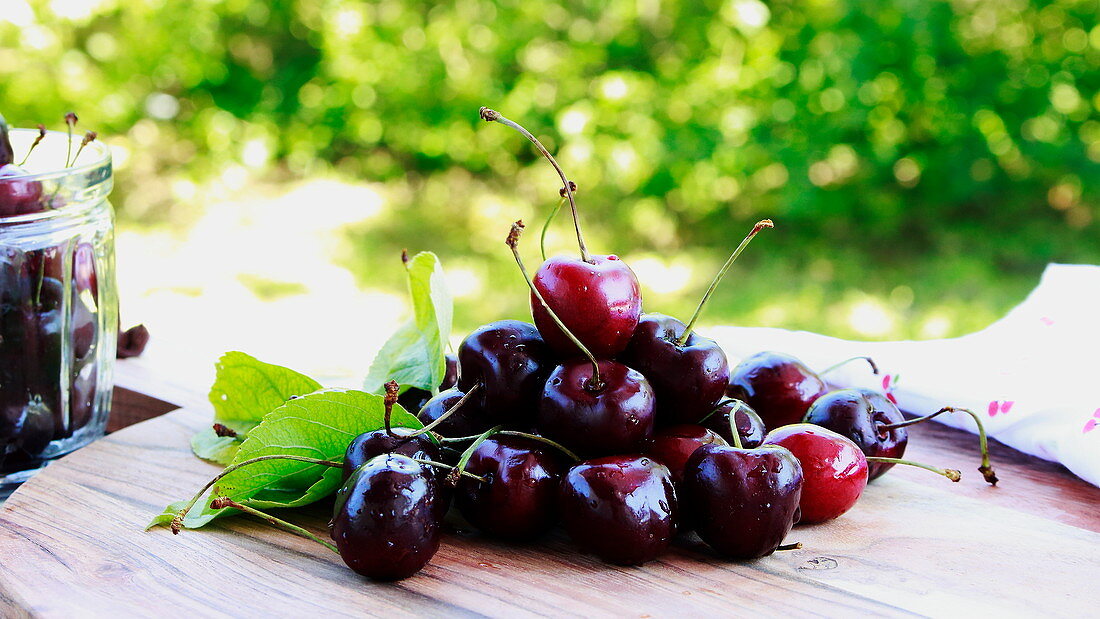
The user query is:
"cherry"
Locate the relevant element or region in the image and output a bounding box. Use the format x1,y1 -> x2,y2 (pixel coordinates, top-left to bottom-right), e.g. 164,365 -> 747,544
457,320 -> 549,425
416,387 -> 489,438
728,352 -> 829,431
480,107 -> 641,358
682,440 -> 803,559
621,220 -> 772,424
0,396 -> 53,472
645,424 -> 727,483
530,254 -> 641,358
455,434 -> 565,539
342,427 -> 440,482
331,453 -> 441,580
803,389 -> 906,480
700,399 -> 766,448
397,353 -> 458,414
558,455 -> 678,565
0,116 -> 43,217
539,359 -> 656,457
763,424 -> 870,524
620,313 -> 729,425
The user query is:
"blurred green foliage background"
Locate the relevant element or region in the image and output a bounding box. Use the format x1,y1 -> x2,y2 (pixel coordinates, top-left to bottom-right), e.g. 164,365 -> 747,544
2,0 -> 1098,341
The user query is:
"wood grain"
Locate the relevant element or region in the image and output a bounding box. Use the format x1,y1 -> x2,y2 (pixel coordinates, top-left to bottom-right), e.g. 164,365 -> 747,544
0,385 -> 1098,616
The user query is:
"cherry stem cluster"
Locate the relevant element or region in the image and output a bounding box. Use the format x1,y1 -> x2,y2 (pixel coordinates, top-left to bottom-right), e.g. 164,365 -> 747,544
866,456 -> 962,482
678,219 -> 774,345
879,406 -> 998,485
169,454 -> 342,534
507,220 -> 604,391
818,356 -> 879,377
481,107 -> 590,263
209,497 -> 339,555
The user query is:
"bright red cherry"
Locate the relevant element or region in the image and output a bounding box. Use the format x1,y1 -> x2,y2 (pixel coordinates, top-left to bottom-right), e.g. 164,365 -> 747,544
763,424 -> 868,524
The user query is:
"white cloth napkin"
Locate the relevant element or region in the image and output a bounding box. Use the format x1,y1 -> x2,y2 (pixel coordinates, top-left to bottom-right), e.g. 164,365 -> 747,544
710,263 -> 1100,488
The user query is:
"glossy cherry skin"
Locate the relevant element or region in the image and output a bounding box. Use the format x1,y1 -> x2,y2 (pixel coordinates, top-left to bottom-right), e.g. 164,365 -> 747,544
682,442 -> 803,559
558,455 -> 678,565
645,424 -> 727,483
702,399 -> 766,448
458,320 -> 550,424
531,254 -> 641,358
0,165 -> 44,217
331,454 -> 441,581
342,427 -> 440,481
538,359 -> 656,457
764,424 -> 868,524
620,313 -> 730,425
416,387 -> 490,438
728,352 -> 828,431
397,354 -> 458,414
804,389 -> 907,480
456,435 -> 565,539
0,397 -> 53,472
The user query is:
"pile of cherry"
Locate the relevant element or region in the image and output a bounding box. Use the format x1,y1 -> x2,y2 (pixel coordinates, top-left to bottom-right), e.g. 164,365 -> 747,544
0,113 -> 105,473
219,108 -> 999,582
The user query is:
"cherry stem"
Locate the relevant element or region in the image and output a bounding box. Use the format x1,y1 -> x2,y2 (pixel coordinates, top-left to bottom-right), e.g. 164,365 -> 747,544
725,400 -> 747,450
406,382 -> 482,437
819,356 -> 879,377
168,455 -> 342,534
496,430 -> 581,462
878,406 -> 997,485
64,112 -> 77,168
447,424 -> 504,485
209,497 -> 339,555
18,125 -> 46,167
383,380 -> 400,438
412,458 -> 489,484
71,131 -> 97,166
481,107 -> 590,263
866,456 -> 962,482
541,194 -> 568,262
507,220 -> 603,390
776,542 -> 803,551
678,219 -> 773,345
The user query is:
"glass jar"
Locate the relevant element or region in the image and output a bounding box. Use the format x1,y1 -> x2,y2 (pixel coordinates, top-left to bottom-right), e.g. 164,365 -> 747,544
0,127 -> 117,492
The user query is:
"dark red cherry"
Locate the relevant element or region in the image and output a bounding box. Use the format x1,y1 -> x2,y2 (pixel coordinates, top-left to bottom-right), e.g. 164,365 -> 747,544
538,359 -> 655,457
701,399 -> 766,448
0,165 -> 44,217
0,396 -> 53,471
728,351 -> 828,431
763,424 -> 868,524
682,442 -> 803,559
558,455 -> 677,565
803,389 -> 906,480
456,435 -> 564,539
458,320 -> 550,424
397,353 -> 458,414
416,387 -> 489,438
331,454 -> 441,581
531,254 -> 641,358
620,313 -> 729,425
645,424 -> 727,483
342,427 -> 440,481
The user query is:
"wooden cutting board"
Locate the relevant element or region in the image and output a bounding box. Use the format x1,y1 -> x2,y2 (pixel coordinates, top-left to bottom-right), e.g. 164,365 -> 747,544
1,376 -> 1098,617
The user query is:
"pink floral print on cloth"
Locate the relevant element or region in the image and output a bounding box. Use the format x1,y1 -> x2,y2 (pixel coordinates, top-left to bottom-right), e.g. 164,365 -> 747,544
711,264 -> 1100,488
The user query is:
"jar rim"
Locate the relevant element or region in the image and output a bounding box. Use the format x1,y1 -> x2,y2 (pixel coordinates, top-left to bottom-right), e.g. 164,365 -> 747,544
3,127 -> 112,182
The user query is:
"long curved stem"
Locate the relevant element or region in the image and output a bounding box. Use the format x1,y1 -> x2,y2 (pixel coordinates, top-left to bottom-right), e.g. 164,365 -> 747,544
725,400 -> 746,450
507,221 -> 603,390
495,430 -> 581,462
444,425 -> 503,486
819,356 -> 879,377
866,456 -> 961,482
169,455 -> 342,533
209,497 -> 339,554
406,382 -> 482,438
18,125 -> 46,166
413,458 -> 489,483
679,219 -> 773,345
879,406 -> 998,485
481,107 -> 590,263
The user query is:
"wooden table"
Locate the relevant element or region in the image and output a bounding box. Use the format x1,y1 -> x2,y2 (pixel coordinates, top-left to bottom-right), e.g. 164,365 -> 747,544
0,360 -> 1098,616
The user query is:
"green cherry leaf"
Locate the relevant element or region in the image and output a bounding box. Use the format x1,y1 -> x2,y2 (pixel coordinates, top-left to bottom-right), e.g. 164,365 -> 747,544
364,251 -> 452,395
